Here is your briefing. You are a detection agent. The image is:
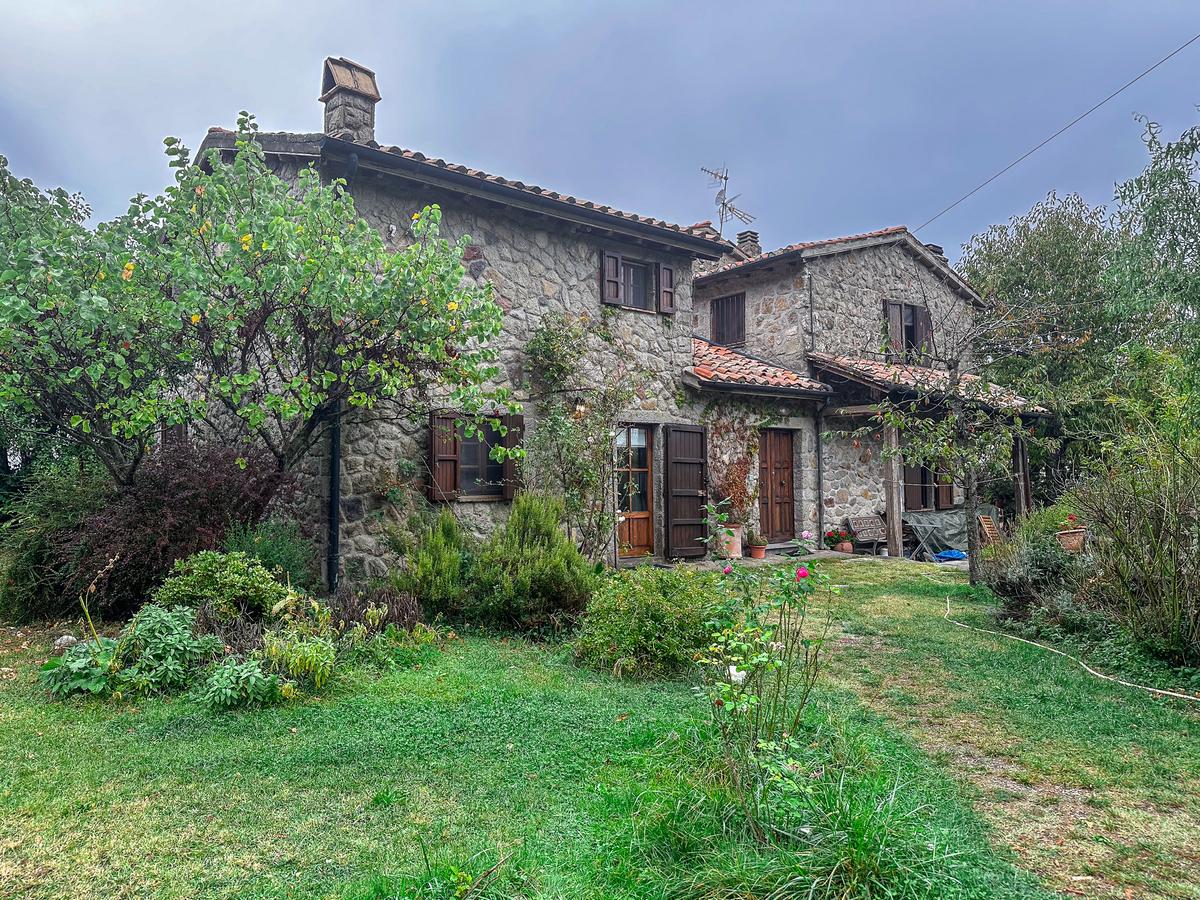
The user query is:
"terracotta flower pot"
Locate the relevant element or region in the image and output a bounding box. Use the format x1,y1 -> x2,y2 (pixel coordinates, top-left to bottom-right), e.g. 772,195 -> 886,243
718,524 -> 744,559
1056,527 -> 1086,554
747,544 -> 767,560
835,540 -> 854,553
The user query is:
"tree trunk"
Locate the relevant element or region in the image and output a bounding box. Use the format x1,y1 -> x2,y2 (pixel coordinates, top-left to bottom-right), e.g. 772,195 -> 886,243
964,462 -> 982,586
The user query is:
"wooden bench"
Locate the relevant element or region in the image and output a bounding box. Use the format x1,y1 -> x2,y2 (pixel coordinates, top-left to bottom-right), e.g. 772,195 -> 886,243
848,514 -> 887,555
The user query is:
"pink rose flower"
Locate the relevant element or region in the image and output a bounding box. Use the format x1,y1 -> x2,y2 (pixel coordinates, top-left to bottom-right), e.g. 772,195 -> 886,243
801,530 -> 813,540
796,566 -> 809,580
722,565 -> 732,575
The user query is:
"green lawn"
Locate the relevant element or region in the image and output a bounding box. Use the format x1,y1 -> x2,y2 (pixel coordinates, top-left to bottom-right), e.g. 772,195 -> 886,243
822,558 -> 1200,899
1,560 -> 1194,898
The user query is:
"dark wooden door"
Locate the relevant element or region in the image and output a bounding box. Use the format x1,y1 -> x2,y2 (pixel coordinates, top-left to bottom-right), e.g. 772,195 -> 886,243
664,424 -> 707,558
758,429 -> 795,543
616,426 -> 654,557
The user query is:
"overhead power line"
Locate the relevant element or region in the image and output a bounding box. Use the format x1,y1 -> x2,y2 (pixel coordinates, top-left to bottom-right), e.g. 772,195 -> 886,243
914,30 -> 1200,233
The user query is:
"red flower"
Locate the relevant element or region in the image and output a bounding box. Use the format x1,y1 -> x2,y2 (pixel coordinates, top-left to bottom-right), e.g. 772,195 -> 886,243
796,566 -> 809,580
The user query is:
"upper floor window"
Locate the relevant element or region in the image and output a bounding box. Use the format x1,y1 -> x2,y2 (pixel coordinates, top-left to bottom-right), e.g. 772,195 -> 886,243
601,251 -> 675,315
884,301 -> 932,359
711,293 -> 746,346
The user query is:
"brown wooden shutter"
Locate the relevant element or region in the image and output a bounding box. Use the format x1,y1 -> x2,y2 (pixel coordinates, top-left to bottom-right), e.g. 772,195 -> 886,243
934,463 -> 954,510
601,251 -> 623,306
500,413 -> 524,501
657,263 -> 675,314
885,301 -> 904,357
914,306 -> 934,361
428,412 -> 460,501
903,462 -> 926,511
664,424 -> 708,558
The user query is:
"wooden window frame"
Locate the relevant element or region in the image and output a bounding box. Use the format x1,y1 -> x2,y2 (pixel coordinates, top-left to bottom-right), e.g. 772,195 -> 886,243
615,424 -> 654,557
458,421 -> 506,498
884,301 -> 933,360
903,462 -> 936,512
599,250 -> 674,315
711,292 -> 746,347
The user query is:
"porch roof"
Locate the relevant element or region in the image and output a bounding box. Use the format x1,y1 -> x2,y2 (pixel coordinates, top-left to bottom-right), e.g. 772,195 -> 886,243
688,338 -> 830,398
807,352 -> 1046,415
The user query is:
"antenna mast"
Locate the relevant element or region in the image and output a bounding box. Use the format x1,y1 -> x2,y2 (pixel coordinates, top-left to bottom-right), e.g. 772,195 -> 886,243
701,165 -> 755,236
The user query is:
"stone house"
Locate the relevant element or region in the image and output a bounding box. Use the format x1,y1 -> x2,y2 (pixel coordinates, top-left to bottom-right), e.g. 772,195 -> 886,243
198,58 -> 1035,584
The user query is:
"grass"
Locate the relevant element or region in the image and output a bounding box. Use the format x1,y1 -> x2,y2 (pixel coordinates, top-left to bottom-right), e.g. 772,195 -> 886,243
821,557 -> 1200,899
1,612 -> 1040,899
3,557 -> 1194,898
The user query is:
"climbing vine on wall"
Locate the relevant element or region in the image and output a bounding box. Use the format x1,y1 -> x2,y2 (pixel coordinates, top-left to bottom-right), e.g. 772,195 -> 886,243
701,398 -> 779,527
523,311 -> 649,563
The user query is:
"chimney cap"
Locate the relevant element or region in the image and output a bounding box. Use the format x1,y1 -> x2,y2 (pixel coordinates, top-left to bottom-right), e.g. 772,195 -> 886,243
320,57 -> 381,103
924,242 -> 945,256
736,229 -> 759,243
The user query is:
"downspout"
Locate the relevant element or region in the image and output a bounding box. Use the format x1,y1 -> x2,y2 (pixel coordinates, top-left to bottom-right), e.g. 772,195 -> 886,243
815,396 -> 827,542
326,401 -> 342,594
324,151 -> 358,595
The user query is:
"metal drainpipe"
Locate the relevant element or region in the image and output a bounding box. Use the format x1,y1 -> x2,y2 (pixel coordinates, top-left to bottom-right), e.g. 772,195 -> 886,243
326,402 -> 342,594
815,398 -> 827,542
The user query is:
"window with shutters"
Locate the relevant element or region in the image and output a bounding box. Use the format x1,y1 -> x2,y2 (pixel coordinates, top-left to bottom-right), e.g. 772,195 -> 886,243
600,250 -> 674,314
884,301 -> 933,359
711,293 -> 746,346
428,413 -> 523,501
903,463 -> 935,511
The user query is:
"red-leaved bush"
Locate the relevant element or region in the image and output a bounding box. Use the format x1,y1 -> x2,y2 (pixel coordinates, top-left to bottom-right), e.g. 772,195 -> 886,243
57,444 -> 291,617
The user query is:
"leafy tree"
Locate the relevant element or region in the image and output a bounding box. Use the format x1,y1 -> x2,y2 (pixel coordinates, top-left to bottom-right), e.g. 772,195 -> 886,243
959,192 -> 1122,489
0,156 -> 193,484
0,113 -> 512,484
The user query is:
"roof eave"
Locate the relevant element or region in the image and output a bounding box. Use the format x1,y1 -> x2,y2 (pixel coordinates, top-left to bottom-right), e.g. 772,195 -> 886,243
320,137 -> 732,259
682,370 -> 830,400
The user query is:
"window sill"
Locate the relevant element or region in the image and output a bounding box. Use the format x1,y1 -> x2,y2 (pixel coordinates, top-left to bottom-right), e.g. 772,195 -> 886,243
609,303 -> 663,316
456,494 -> 507,503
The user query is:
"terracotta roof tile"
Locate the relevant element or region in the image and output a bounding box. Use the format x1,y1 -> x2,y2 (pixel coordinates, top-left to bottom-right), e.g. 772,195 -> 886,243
702,226 -> 910,278
367,142 -> 728,245
691,338 -> 829,395
808,352 -> 1044,413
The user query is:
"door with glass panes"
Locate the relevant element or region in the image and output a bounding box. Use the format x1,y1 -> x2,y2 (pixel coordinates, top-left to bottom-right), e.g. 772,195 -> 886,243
615,425 -> 653,557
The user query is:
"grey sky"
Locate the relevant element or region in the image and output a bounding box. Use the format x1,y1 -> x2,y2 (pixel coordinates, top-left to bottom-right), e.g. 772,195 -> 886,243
2,1 -> 1198,260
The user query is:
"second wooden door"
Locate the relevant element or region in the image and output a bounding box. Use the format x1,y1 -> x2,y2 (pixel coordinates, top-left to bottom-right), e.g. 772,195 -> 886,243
758,429 -> 795,543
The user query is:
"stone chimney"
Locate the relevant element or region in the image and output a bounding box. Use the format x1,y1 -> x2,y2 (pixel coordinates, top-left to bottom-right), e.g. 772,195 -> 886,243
924,242 -> 949,266
736,229 -> 762,257
320,57 -> 381,144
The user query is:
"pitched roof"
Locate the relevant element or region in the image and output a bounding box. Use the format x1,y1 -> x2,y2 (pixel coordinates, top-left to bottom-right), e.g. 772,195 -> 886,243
197,129 -> 731,257
690,338 -> 829,396
808,352 -> 1044,414
694,225 -> 981,303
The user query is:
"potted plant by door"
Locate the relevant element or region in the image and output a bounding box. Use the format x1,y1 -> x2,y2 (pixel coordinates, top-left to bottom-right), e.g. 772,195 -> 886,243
744,528 -> 768,559
1055,513 -> 1086,553
824,528 -> 854,554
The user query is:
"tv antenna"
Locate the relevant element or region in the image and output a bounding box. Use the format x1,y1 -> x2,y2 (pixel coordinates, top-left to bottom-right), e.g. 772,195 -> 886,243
701,165 -> 755,236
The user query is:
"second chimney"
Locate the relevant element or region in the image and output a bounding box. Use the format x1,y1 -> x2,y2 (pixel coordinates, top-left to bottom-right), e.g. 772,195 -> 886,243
320,57 -> 381,144
736,229 -> 762,257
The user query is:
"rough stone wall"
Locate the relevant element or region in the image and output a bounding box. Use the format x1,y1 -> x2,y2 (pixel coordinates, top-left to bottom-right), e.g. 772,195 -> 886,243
694,242 -> 975,536
309,173 -> 725,580
806,244 -> 973,361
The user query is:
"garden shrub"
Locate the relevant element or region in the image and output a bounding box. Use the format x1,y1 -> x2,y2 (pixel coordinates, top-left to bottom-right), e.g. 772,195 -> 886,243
468,493 -> 596,628
263,628 -> 337,690
117,604 -> 222,694
0,460 -> 112,622
223,519 -> 318,590
397,509 -> 470,620
40,637 -> 119,699
152,551 -> 292,623
1074,431 -> 1200,665
196,657 -> 282,710
574,566 -> 717,678
981,527 -> 1081,622
68,445 -> 288,618
0,445 -> 286,622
